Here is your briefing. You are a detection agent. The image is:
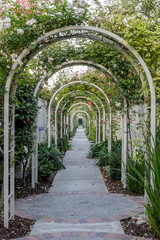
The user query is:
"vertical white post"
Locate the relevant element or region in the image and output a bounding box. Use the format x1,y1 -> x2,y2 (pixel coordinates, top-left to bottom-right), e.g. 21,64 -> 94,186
55,111 -> 57,145
32,151 -> 35,188
108,109 -> 112,152
66,115 -> 69,139
121,114 -> 125,186
64,115 -> 66,135
103,108 -> 105,141
95,115 -> 98,143
48,107 -> 51,148
35,129 -> 38,183
10,102 -> 15,220
4,92 -> 9,228
122,99 -> 128,188
144,103 -> 149,203
98,111 -> 101,143
60,112 -> 63,138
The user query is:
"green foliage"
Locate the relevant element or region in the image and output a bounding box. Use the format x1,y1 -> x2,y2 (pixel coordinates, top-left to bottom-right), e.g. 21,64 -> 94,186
107,140 -> 122,180
57,137 -> 71,153
87,140 -> 108,159
95,140 -> 121,180
38,142 -> 65,178
15,77 -> 39,180
126,130 -> 160,237
144,134 -> 160,238
89,2 -> 160,101
69,131 -> 75,139
96,146 -> 109,166
127,153 -> 145,194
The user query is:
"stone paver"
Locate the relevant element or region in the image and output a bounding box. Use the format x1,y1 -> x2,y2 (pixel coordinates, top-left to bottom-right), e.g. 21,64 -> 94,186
14,127 -> 146,240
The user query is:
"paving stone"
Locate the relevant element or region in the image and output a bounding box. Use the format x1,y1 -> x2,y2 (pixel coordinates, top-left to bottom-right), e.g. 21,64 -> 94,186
14,127 -> 146,240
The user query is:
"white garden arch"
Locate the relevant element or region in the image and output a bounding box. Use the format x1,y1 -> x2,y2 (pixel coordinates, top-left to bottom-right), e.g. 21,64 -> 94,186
4,25 -> 156,227
48,80 -> 111,148
55,96 -> 102,144
60,90 -> 106,140
67,102 -> 100,142
71,110 -> 91,135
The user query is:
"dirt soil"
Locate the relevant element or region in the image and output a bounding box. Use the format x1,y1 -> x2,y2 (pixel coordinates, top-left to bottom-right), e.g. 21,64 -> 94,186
121,218 -> 159,240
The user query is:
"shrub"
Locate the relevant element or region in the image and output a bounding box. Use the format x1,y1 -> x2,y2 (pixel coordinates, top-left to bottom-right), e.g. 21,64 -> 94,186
57,137 -> 71,153
96,140 -> 121,180
38,143 -> 65,179
87,140 -> 108,159
127,152 -> 145,194
109,140 -> 121,180
127,130 -> 160,238
96,146 -> 109,166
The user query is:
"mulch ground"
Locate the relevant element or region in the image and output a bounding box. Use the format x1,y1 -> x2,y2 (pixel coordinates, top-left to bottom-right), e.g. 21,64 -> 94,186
121,218 -> 159,240
100,166 -> 159,240
0,172 -> 57,239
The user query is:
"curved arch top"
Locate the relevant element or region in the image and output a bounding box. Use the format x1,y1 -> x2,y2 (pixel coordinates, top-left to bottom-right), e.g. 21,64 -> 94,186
48,80 -> 111,147
3,24 -> 156,228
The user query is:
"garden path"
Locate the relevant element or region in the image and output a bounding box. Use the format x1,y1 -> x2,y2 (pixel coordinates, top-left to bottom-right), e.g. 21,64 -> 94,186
14,127 -> 145,240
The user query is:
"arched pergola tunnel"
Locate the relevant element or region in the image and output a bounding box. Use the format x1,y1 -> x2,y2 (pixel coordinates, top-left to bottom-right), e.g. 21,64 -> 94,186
71,110 -> 91,135
75,115 -> 88,129
31,81 -> 109,188
3,25 -> 156,227
64,98 -> 101,141
67,102 -> 100,142
31,59 -> 148,191
48,80 -> 111,149
55,90 -> 106,140
54,92 -> 105,145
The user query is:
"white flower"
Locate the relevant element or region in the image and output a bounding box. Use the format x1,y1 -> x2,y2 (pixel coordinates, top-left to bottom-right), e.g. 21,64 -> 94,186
123,18 -> 128,24
143,16 -> 148,20
24,146 -> 28,154
17,28 -> 24,35
26,18 -> 37,26
11,53 -> 18,60
4,22 -> 11,29
75,8 -> 85,16
78,0 -> 86,7
68,3 -> 74,9
4,17 -> 11,23
135,4 -> 141,11
115,102 -> 121,107
57,12 -> 62,16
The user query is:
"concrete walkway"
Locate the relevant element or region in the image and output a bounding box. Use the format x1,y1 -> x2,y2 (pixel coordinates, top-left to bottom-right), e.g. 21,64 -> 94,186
14,127 -> 145,240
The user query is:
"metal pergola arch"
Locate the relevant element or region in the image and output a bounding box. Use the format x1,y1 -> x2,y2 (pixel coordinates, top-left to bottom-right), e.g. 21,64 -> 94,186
60,90 -> 105,138
55,95 -> 103,143
4,25 -> 156,227
71,110 -> 91,135
48,80 -> 111,149
70,97 -> 102,142
67,102 -> 100,142
75,115 -> 87,128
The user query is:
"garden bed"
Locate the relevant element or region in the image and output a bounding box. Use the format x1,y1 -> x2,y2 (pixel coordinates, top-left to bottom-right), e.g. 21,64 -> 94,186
121,217 -> 159,240
0,173 -> 56,239
100,166 -> 159,239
